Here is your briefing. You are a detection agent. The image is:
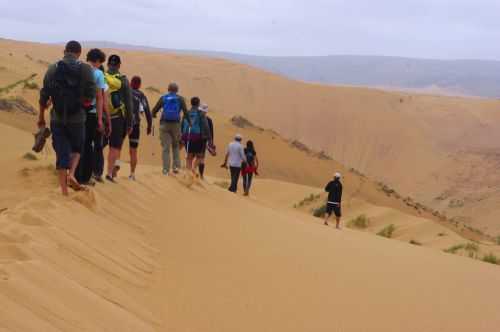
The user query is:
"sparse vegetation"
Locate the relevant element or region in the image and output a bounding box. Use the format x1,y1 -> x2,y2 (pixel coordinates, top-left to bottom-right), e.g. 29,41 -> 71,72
25,54 -> 33,61
348,214 -> 369,229
0,73 -> 37,95
23,81 -> 39,90
22,152 -> 38,161
294,193 -> 321,208
0,96 -> 36,114
377,224 -> 396,238
482,253 -> 499,265
444,242 -> 479,258
146,86 -> 161,94
312,204 -> 327,218
409,239 -> 422,246
437,232 -> 447,237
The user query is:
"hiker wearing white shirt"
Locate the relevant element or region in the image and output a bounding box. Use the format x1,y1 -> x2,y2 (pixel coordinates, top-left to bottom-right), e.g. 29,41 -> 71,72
221,134 -> 247,193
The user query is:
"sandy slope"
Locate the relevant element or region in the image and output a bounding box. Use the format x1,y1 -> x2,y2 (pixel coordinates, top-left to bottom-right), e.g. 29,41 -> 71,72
0,122 -> 500,331
2,39 -> 500,235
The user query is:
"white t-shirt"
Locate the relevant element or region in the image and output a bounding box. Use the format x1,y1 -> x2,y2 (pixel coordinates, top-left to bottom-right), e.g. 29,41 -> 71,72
227,141 -> 246,167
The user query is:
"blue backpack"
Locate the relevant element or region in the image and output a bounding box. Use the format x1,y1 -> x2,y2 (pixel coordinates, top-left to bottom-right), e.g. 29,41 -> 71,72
182,111 -> 202,136
161,93 -> 181,121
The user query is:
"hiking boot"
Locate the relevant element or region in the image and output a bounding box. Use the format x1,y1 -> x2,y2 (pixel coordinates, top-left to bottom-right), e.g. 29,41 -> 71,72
32,127 -> 51,153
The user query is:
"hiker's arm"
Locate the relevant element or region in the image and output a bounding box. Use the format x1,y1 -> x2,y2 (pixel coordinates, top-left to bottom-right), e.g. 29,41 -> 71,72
38,67 -> 53,128
96,89 -> 104,131
151,97 -> 163,118
240,146 -> 247,163
143,94 -> 153,133
122,78 -> 133,130
180,97 -> 190,125
222,152 -> 229,168
103,90 -> 112,135
81,64 -> 96,106
255,155 -> 259,168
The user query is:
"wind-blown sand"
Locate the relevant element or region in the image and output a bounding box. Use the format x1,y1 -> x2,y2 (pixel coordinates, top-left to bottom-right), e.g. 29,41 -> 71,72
1,122 -> 500,331
1,39 -> 500,331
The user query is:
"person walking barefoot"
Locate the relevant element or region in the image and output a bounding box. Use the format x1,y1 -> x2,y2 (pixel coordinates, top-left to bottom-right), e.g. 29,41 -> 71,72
324,172 -> 343,228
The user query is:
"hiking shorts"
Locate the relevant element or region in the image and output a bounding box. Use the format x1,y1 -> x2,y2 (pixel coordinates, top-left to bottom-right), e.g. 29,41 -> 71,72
326,203 -> 342,218
129,124 -> 140,149
109,116 -> 126,149
185,139 -> 204,155
51,122 -> 85,170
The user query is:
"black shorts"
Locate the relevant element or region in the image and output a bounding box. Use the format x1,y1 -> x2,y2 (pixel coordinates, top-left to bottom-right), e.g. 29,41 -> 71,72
326,203 -> 341,217
109,116 -> 126,149
185,139 -> 204,155
129,124 -> 140,149
50,122 -> 85,169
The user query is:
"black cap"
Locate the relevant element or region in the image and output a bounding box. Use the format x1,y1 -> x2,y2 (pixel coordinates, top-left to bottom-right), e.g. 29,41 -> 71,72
108,54 -> 121,66
64,40 -> 82,54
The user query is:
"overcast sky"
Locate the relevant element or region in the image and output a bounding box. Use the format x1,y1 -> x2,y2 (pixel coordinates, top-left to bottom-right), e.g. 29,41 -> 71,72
1,0 -> 499,59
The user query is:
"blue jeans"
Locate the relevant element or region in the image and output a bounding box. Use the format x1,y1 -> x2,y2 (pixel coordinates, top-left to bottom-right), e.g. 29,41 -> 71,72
51,122 -> 85,170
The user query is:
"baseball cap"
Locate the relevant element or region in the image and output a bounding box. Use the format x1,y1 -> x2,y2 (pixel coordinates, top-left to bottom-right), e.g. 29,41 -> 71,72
335,172 -> 342,179
108,54 -> 121,66
235,133 -> 242,140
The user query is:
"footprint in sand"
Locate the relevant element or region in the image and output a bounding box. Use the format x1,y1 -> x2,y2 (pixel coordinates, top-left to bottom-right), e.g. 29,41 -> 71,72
0,245 -> 31,263
19,212 -> 47,227
71,190 -> 97,210
0,269 -> 9,281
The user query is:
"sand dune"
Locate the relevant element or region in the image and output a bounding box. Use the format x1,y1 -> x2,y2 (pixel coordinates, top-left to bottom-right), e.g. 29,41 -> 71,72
2,39 -> 500,235
1,123 -> 500,331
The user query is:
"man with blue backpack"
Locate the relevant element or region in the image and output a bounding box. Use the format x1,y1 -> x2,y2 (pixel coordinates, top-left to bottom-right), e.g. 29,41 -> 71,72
152,83 -> 189,175
181,97 -> 211,176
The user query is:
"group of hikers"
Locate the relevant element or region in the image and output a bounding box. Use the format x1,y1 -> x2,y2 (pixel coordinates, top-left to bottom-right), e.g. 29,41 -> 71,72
35,41 -> 260,197
35,40 -> 342,227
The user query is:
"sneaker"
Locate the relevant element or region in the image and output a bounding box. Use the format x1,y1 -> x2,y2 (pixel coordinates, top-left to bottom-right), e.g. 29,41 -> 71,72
105,175 -> 116,183
162,169 -> 169,176
129,174 -> 136,181
173,168 -> 179,174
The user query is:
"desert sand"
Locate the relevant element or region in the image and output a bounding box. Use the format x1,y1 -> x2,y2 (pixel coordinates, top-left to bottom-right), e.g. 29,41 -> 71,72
1,39 -> 500,331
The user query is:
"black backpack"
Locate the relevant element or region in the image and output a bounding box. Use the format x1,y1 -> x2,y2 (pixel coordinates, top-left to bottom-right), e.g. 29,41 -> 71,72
49,61 -> 82,116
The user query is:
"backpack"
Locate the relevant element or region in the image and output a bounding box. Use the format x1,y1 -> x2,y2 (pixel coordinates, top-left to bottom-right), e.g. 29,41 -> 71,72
131,89 -> 145,126
245,149 -> 256,166
182,110 -> 202,136
104,72 -> 125,116
49,61 -> 82,117
161,93 -> 181,121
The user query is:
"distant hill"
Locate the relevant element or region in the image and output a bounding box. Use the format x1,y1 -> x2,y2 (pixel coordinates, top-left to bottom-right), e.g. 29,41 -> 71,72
84,41 -> 500,98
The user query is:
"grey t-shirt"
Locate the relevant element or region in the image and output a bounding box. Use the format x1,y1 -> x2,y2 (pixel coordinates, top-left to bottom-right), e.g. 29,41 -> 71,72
227,141 -> 247,167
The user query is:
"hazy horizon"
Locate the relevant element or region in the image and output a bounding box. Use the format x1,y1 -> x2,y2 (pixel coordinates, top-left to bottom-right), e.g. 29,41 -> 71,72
1,0 -> 499,60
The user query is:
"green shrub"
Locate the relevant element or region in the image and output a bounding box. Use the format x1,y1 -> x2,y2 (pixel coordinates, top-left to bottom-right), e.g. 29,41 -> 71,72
23,81 -> 39,90
444,244 -> 465,254
377,224 -> 396,238
409,239 -> 422,246
482,253 -> 499,265
22,152 -> 38,161
348,214 -> 369,229
313,205 -> 326,218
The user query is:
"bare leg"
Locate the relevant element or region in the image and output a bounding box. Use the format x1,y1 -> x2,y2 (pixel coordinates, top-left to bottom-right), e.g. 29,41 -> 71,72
186,154 -> 194,171
107,147 -> 120,178
130,147 -> 138,175
336,217 -> 341,229
58,169 -> 69,196
68,153 -> 81,182
324,213 -> 331,226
